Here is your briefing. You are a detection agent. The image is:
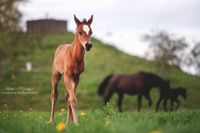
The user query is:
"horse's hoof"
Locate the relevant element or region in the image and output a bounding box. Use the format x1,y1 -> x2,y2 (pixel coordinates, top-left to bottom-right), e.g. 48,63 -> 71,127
74,122 -> 79,126
48,120 -> 53,125
66,122 -> 70,126
66,121 -> 79,126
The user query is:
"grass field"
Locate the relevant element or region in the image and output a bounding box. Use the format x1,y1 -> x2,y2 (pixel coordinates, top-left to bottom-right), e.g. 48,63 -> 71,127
1,109 -> 200,133
0,32 -> 200,133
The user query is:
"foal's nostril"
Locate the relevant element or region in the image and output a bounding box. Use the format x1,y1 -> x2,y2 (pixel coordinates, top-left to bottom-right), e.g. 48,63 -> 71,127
89,44 -> 92,48
85,43 -> 92,51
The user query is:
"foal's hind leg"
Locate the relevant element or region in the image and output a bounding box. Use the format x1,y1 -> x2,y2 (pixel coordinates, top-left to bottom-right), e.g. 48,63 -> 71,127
144,93 -> 152,107
48,71 -> 62,124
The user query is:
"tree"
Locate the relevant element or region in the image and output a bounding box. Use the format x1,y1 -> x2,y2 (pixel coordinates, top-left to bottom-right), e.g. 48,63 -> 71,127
143,30 -> 188,74
191,42 -> 200,75
0,0 -> 24,31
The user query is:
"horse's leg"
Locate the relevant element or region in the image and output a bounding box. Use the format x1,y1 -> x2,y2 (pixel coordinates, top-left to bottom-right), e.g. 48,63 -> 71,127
64,89 -> 73,124
144,93 -> 152,107
117,93 -> 124,112
175,99 -> 180,109
65,77 -> 79,124
137,94 -> 142,112
163,98 -> 168,111
170,99 -> 174,111
156,95 -> 164,112
104,91 -> 113,105
48,71 -> 62,124
72,76 -> 80,123
64,75 -> 78,125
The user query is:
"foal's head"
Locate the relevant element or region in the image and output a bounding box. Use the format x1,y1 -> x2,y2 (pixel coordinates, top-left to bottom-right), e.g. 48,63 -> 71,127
178,87 -> 187,99
74,15 -> 93,51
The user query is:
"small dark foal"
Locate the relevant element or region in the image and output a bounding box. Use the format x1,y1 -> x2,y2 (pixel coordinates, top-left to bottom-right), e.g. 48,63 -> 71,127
168,87 -> 187,110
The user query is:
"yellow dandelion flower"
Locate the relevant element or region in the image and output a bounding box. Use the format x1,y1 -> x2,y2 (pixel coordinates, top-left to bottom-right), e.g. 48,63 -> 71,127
11,74 -> 16,80
105,119 -> 110,126
56,122 -> 65,132
104,117 -> 111,127
106,115 -> 110,119
60,108 -> 65,112
3,104 -> 7,108
80,112 -> 86,116
149,130 -> 162,133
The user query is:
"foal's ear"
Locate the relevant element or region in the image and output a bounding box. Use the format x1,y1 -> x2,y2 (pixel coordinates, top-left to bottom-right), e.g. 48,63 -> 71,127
87,15 -> 93,25
74,15 -> 81,26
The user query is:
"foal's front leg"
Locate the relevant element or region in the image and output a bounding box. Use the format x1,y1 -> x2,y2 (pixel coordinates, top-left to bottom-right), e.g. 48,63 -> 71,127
48,72 -> 61,124
64,89 -> 73,124
64,74 -> 78,125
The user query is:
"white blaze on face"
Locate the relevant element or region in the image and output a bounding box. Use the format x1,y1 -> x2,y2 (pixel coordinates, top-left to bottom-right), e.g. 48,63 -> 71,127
83,25 -> 90,35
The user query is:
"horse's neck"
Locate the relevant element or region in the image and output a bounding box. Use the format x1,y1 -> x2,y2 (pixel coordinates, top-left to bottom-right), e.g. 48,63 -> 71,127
151,76 -> 166,90
71,33 -> 85,62
148,74 -> 163,87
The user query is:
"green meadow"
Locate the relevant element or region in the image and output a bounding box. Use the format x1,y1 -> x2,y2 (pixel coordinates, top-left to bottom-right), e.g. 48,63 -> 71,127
0,109 -> 200,133
0,32 -> 200,133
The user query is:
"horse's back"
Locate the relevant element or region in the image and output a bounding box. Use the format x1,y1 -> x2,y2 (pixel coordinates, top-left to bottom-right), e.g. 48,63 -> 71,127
53,44 -> 71,74
111,74 -> 144,94
54,44 -> 71,57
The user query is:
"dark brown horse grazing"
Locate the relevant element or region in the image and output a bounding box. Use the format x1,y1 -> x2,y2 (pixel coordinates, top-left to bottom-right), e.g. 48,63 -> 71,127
167,87 -> 187,111
48,15 -> 93,125
97,71 -> 170,112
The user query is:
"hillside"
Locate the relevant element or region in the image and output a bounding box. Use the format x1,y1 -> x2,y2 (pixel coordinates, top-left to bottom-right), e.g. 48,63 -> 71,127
0,32 -> 199,111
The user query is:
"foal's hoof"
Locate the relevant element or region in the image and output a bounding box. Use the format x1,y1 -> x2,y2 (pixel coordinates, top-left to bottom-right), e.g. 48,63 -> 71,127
48,120 -> 53,125
74,122 -> 79,126
66,121 -> 79,126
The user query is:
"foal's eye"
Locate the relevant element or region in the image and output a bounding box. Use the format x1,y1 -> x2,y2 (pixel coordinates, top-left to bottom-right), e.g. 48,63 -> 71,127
79,31 -> 82,35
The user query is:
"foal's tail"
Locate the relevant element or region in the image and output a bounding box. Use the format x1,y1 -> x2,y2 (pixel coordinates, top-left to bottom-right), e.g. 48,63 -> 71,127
97,74 -> 113,96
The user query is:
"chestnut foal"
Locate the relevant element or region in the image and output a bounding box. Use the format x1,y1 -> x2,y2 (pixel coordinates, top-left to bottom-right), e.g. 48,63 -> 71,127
48,15 -> 93,125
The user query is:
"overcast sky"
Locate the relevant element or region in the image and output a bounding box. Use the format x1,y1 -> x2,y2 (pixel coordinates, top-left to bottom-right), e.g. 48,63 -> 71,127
19,0 -> 200,30
19,0 -> 200,74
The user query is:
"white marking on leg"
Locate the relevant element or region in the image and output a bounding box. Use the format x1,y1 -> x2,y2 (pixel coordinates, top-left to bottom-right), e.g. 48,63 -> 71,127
71,80 -> 75,89
83,25 -> 90,35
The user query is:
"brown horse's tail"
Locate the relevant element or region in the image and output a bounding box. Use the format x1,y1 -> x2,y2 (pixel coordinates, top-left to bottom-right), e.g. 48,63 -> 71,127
97,74 -> 113,97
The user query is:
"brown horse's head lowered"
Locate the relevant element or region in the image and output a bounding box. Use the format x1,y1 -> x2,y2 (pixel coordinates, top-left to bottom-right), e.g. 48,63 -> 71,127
48,15 -> 93,125
74,15 -> 93,51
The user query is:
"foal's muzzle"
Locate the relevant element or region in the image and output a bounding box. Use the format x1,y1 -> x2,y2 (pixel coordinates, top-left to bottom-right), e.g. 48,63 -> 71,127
85,43 -> 92,51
